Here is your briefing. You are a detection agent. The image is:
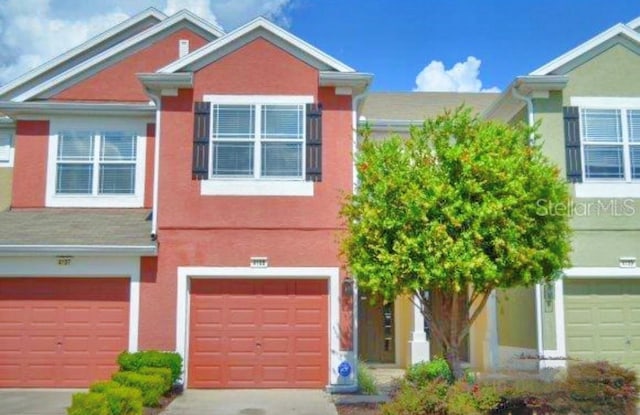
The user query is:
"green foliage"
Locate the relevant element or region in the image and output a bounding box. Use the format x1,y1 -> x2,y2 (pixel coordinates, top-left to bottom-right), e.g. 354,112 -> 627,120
117,350 -> 182,385
112,371 -> 165,407
89,381 -> 142,415
67,392 -> 110,415
138,367 -> 172,394
406,357 -> 453,386
381,379 -> 449,415
357,361 -> 378,395
342,107 -> 572,374
445,380 -> 501,415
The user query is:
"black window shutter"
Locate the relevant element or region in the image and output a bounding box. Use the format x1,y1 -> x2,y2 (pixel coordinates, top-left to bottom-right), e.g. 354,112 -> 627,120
305,103 -> 323,182
192,102 -> 211,180
563,106 -> 583,183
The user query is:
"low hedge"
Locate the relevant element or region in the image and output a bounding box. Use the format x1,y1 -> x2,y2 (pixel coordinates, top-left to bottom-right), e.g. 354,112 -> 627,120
138,367 -> 172,394
67,392 -> 110,415
89,381 -> 143,415
112,371 -> 165,407
117,350 -> 182,385
405,356 -> 454,386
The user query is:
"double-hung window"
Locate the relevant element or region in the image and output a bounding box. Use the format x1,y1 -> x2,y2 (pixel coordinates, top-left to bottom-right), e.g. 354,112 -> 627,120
211,103 -> 305,179
581,108 -> 640,181
55,131 -> 138,197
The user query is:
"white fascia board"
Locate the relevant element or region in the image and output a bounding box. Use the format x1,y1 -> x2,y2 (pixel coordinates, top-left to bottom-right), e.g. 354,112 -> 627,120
160,17 -> 355,74
13,11 -> 224,103
0,8 -> 166,98
530,24 -> 640,75
137,72 -> 194,90
0,101 -> 155,118
564,267 -> 640,278
627,16 -> 640,30
0,245 -> 157,256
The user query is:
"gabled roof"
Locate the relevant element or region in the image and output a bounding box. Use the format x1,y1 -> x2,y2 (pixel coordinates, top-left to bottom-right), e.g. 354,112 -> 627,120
159,17 -> 355,74
627,16 -> 640,31
530,22 -> 640,75
0,8 -> 167,100
12,10 -> 225,102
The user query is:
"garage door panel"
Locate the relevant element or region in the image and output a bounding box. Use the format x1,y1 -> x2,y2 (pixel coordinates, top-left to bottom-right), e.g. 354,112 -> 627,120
565,279 -> 640,375
0,278 -> 129,387
189,279 -> 328,388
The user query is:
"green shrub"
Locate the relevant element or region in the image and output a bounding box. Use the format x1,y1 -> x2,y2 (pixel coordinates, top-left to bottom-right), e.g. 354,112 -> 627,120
67,392 -> 109,415
445,380 -> 501,415
138,367 -> 172,393
89,381 -> 143,415
405,356 -> 453,386
117,350 -> 182,385
112,371 -> 165,407
381,379 -> 449,415
357,361 -> 378,395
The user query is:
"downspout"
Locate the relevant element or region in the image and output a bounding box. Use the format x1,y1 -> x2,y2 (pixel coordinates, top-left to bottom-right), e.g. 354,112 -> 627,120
512,86 -> 544,364
351,90 -> 367,387
146,89 -> 162,239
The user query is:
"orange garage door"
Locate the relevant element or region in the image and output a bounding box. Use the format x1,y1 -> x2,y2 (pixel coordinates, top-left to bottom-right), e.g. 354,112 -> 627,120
189,279 -> 328,388
0,278 -> 130,387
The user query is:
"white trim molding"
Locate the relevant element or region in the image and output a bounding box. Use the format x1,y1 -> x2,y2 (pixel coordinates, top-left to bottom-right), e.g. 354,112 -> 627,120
0,130 -> 14,167
203,95 -> 314,104
564,266 -> 640,278
161,17 -> 354,74
0,245 -> 156,256
574,183 -> 640,198
45,116 -> 148,208
0,255 -> 141,352
201,180 -> 313,196
175,266 -> 353,390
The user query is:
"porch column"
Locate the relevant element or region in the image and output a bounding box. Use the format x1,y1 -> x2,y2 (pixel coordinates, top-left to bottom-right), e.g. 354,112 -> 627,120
409,296 -> 430,364
482,290 -> 499,371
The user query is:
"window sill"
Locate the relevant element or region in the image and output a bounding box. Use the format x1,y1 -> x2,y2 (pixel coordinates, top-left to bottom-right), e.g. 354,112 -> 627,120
200,180 -> 314,196
574,182 -> 640,198
46,195 -> 143,208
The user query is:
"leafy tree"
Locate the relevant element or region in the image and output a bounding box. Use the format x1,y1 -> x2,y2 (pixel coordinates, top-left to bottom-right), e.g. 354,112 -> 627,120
341,108 -> 571,377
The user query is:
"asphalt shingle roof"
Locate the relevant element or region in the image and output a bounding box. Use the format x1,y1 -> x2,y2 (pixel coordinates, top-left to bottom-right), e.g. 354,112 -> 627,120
361,92 -> 501,121
0,209 -> 153,246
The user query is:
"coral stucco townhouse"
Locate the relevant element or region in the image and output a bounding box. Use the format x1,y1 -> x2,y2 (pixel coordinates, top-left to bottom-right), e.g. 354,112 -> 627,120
1,7 -> 640,391
0,7 -> 371,390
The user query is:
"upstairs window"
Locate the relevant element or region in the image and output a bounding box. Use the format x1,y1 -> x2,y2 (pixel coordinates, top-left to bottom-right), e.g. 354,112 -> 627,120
56,131 -> 137,195
211,104 -> 304,179
581,108 -> 640,181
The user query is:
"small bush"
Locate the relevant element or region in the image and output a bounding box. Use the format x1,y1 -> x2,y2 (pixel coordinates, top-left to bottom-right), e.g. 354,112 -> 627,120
406,356 -> 453,386
446,380 -> 501,415
67,392 -> 109,415
138,367 -> 172,394
112,371 -> 165,407
357,361 -> 378,395
89,381 -> 143,415
381,379 -> 449,415
117,350 -> 182,385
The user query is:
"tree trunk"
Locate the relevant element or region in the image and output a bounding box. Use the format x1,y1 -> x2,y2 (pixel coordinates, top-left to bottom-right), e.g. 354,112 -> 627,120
445,344 -> 464,380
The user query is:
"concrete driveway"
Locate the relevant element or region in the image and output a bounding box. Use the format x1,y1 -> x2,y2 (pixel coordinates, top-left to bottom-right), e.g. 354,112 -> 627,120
0,389 -> 77,415
163,390 -> 338,415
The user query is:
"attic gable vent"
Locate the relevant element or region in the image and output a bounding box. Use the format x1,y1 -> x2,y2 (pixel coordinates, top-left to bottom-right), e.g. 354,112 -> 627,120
619,257 -> 637,268
250,257 -> 268,268
179,39 -> 190,57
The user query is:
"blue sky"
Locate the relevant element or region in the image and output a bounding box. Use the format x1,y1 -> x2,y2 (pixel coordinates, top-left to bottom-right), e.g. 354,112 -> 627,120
1,0 -> 639,92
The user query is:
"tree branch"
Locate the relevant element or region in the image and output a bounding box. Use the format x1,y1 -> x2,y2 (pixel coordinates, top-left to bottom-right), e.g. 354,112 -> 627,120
411,290 -> 450,350
458,290 -> 492,343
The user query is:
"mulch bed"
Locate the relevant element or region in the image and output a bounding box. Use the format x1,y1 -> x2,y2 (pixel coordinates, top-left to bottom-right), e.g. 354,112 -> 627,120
143,386 -> 182,415
336,403 -> 382,415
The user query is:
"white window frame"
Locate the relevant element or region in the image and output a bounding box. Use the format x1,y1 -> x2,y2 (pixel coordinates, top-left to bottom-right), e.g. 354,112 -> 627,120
571,97 -> 640,198
0,131 -> 14,167
46,117 -> 146,208
201,95 -> 314,196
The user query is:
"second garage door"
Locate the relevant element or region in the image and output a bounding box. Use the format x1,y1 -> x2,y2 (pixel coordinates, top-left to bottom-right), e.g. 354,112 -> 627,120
0,278 -> 130,387
564,279 -> 640,374
188,279 -> 328,388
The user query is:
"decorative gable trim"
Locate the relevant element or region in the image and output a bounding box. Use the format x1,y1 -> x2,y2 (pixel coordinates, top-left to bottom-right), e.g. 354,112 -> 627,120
0,8 -> 167,100
159,17 -> 355,74
530,23 -> 640,75
13,10 -> 224,103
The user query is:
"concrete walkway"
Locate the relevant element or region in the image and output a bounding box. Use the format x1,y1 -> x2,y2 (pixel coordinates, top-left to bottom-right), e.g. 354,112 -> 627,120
163,390 -> 338,415
0,389 -> 77,415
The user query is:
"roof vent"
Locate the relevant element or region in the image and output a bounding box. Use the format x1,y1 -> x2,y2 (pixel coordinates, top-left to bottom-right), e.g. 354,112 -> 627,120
179,39 -> 190,58
619,257 -> 636,268
250,257 -> 268,268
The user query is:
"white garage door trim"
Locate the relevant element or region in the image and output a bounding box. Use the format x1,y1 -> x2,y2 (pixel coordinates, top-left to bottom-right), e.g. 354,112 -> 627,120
176,266 -> 354,390
0,255 -> 141,351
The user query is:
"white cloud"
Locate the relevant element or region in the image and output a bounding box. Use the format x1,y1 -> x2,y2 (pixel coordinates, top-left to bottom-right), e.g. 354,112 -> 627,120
0,0 -> 295,85
414,56 -> 500,93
